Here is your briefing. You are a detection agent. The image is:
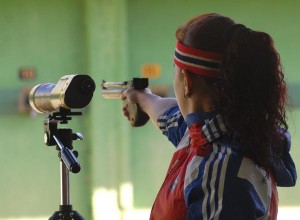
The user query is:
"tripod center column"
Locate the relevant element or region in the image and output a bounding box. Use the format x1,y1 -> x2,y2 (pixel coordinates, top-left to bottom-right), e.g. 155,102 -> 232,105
60,161 -> 70,205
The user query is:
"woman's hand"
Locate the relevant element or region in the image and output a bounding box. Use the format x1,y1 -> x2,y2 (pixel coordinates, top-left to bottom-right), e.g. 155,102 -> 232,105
121,88 -> 152,121
121,88 -> 177,128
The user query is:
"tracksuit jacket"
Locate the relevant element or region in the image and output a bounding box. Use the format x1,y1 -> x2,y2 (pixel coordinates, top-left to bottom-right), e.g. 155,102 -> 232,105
150,106 -> 297,220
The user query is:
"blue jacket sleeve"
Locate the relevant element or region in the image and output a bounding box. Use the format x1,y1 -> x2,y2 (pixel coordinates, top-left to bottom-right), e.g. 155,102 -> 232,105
157,106 -> 187,147
272,129 -> 297,187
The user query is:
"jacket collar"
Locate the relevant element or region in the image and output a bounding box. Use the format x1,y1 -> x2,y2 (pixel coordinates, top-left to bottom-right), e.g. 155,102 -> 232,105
186,112 -> 227,148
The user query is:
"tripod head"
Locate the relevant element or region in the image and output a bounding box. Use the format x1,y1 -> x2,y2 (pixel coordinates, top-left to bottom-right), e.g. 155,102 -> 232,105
44,107 -> 83,174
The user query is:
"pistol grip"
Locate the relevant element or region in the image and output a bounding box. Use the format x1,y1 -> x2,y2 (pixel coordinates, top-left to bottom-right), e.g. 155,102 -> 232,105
123,99 -> 149,127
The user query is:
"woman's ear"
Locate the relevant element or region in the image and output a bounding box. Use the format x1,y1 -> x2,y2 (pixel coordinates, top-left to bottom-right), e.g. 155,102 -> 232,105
182,70 -> 192,98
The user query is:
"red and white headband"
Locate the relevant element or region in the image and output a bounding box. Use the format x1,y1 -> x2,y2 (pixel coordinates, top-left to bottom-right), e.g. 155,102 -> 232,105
174,41 -> 222,78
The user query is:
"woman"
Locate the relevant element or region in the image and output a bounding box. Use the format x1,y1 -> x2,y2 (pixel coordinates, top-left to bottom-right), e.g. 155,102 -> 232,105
122,13 -> 296,220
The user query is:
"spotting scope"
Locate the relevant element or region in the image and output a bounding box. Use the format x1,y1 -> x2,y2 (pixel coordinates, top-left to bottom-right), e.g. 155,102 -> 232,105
29,74 -> 95,114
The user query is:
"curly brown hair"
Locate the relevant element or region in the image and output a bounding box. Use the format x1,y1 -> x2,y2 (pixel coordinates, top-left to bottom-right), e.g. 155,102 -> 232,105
176,13 -> 288,171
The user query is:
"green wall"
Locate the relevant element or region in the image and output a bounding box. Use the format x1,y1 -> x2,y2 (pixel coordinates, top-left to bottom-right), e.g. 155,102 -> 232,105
0,0 -> 88,88
0,0 -> 299,219
84,0 -> 134,218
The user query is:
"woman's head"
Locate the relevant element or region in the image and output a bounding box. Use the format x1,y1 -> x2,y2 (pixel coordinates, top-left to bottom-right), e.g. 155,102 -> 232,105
174,13 -> 288,171
176,13 -> 234,52
173,14 -> 233,115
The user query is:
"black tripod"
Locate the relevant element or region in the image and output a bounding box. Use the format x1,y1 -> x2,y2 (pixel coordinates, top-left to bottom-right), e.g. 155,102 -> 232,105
44,108 -> 85,220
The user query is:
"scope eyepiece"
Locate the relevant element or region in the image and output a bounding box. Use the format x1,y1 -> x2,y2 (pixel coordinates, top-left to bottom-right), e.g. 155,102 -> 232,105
80,78 -> 96,95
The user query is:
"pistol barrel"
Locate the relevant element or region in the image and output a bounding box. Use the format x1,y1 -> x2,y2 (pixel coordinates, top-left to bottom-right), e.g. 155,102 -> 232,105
102,81 -> 128,89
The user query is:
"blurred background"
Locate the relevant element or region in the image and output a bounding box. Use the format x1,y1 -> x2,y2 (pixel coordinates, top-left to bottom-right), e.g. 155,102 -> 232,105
0,0 -> 299,219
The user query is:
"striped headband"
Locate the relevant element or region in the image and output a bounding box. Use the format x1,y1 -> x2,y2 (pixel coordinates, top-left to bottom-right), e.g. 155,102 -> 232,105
174,41 -> 223,78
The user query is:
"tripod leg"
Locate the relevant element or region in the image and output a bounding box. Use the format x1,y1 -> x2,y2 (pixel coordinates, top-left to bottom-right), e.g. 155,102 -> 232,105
49,211 -> 61,220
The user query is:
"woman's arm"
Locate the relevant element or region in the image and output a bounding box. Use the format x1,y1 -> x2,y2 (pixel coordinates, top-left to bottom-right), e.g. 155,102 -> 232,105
121,88 -> 178,128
